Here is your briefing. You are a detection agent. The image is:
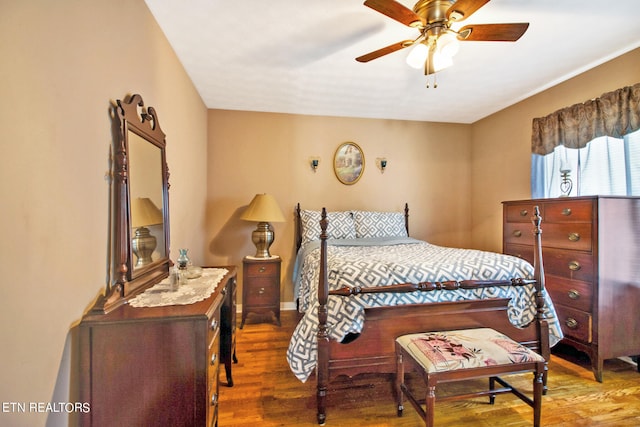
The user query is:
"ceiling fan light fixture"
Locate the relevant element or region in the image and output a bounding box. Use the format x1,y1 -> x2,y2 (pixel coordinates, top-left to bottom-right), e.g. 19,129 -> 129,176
406,42 -> 429,69
432,49 -> 453,72
437,32 -> 460,58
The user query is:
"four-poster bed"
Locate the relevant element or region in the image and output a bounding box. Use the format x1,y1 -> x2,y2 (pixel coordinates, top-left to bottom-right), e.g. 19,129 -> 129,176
287,204 -> 561,424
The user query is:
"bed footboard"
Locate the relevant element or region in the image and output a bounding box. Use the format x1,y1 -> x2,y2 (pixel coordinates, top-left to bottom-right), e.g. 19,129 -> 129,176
314,206 -> 548,425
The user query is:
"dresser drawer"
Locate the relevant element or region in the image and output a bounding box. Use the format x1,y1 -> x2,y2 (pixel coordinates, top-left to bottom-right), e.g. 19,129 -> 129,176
544,199 -> 594,223
505,203 -> 541,223
555,304 -> 592,343
503,243 -> 534,265
245,261 -> 279,277
207,304 -> 221,346
542,223 -> 592,251
542,248 -> 594,282
503,222 -> 537,245
245,279 -> 279,306
546,275 -> 593,313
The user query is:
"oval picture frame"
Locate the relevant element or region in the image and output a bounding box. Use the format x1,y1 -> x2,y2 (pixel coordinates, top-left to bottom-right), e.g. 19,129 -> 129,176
333,142 -> 365,185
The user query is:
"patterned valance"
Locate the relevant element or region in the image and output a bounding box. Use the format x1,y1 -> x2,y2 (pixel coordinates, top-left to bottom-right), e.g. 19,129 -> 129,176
531,82 -> 640,155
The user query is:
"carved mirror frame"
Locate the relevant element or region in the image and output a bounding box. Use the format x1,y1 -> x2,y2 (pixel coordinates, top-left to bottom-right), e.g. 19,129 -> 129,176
95,94 -> 171,313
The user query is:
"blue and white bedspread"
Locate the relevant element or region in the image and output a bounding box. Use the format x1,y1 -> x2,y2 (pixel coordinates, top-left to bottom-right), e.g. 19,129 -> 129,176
287,237 -> 563,382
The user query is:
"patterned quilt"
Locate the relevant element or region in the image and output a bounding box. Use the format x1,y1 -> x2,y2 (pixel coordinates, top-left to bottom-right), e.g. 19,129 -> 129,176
287,237 -> 563,382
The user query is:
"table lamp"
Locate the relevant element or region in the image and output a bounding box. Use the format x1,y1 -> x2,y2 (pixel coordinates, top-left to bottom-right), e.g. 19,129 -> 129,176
240,194 -> 285,258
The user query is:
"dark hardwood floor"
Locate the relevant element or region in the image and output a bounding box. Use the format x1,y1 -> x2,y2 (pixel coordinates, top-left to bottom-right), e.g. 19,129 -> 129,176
219,311 -> 640,426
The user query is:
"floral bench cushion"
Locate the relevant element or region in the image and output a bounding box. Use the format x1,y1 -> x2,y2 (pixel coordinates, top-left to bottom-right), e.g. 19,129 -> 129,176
396,328 -> 545,373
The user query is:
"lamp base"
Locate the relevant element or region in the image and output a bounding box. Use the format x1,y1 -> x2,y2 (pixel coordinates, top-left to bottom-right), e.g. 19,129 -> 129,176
251,222 -> 274,258
132,226 -> 157,267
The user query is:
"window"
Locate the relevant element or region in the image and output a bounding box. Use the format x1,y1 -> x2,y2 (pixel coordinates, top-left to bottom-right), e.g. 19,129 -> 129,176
531,128 -> 640,198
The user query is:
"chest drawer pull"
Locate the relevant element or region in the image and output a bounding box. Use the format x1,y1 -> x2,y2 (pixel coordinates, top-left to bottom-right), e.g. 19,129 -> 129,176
258,287 -> 265,295
561,208 -> 572,216
210,319 -> 218,331
568,232 -> 581,242
567,289 -> 580,300
565,318 -> 579,329
568,261 -> 581,271
512,230 -> 522,238
211,393 -> 218,406
211,353 -> 217,365
259,266 -> 266,273
519,209 -> 528,217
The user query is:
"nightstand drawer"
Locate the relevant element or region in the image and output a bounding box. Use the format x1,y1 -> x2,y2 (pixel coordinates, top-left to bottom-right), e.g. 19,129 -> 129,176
245,261 -> 279,277
245,280 -> 279,306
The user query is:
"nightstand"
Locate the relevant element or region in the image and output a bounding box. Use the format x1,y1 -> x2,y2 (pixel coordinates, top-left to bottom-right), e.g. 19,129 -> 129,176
241,256 -> 281,328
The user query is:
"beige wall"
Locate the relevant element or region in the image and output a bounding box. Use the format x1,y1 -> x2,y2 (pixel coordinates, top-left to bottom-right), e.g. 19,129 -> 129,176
0,1 -> 207,426
205,111 -> 471,303
470,47 -> 640,252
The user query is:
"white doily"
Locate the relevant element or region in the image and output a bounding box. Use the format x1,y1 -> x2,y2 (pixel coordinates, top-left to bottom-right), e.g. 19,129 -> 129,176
128,268 -> 228,308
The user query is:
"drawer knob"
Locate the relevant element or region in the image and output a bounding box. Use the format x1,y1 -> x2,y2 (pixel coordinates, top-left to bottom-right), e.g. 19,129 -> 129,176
211,353 -> 217,365
210,319 -> 218,331
562,208 -> 572,216
258,287 -> 265,295
211,393 -> 218,406
259,266 -> 266,273
568,261 -> 581,271
567,289 -> 580,300
519,209 -> 528,217
568,232 -> 580,242
512,230 -> 522,238
565,318 -> 579,329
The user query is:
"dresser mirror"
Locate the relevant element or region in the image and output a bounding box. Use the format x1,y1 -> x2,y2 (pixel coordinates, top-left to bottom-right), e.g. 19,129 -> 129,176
94,94 -> 170,313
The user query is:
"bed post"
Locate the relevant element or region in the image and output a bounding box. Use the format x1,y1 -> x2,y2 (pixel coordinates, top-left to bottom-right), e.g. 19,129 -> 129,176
295,203 -> 302,252
532,206 -> 550,390
404,203 -> 409,236
317,208 -> 329,425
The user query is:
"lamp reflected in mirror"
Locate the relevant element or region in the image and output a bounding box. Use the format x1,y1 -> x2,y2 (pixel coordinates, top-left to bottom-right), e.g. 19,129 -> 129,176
131,197 -> 163,267
240,194 -> 285,258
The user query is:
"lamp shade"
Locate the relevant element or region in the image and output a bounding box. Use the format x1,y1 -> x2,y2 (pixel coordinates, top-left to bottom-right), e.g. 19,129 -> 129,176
131,197 -> 163,228
240,194 -> 285,223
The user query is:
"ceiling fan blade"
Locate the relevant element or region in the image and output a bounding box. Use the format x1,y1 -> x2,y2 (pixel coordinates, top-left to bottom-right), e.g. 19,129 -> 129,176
363,0 -> 425,28
446,0 -> 490,22
356,40 -> 414,62
457,23 -> 529,41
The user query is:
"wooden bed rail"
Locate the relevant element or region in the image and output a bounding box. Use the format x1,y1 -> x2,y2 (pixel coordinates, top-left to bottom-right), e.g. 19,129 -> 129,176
329,278 -> 536,297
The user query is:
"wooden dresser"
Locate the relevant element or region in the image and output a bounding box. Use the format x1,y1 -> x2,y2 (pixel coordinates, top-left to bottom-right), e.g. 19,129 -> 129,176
79,267 -> 237,426
503,197 -> 640,381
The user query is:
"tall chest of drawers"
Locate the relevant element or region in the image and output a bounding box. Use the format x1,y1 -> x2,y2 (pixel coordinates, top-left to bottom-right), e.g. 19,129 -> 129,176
503,196 -> 640,382
79,267 -> 237,426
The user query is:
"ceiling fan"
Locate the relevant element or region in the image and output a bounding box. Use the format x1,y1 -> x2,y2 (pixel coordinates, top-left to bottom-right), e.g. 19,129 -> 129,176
356,0 -> 529,75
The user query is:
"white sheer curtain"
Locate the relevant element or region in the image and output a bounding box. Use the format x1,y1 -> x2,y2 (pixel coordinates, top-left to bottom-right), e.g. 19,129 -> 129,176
531,128 -> 640,198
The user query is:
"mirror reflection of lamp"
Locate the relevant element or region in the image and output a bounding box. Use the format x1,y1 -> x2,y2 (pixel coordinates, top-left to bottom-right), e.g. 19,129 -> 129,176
131,197 -> 163,267
240,194 -> 285,258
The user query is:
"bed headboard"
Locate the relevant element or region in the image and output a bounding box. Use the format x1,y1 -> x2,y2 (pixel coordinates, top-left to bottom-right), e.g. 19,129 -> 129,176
294,203 -> 410,251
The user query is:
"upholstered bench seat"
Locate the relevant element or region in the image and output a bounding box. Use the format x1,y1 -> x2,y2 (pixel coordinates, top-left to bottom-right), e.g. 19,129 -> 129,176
395,327 -> 546,426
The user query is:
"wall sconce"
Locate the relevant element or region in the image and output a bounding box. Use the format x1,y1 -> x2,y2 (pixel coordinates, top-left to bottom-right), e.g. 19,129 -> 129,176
376,157 -> 388,173
309,157 -> 320,172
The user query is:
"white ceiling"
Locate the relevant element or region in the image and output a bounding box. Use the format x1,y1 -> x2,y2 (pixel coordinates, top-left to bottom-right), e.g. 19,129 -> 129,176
145,0 -> 640,124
